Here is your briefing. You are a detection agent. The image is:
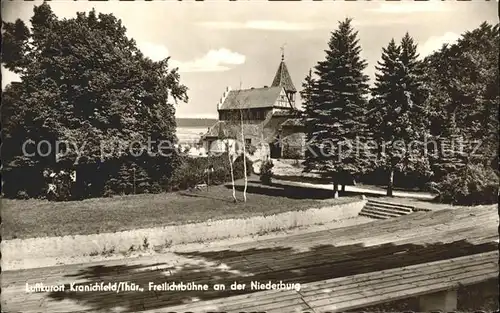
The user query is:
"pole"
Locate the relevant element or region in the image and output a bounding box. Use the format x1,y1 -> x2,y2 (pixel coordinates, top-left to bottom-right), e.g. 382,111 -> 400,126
207,168 -> 210,192
133,167 -> 136,195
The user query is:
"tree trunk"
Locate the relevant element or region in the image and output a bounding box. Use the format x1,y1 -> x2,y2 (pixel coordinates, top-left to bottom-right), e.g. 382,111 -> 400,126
227,142 -> 237,203
341,184 -> 346,192
332,181 -> 339,199
240,110 -> 247,202
261,129 -> 265,162
207,170 -> 210,192
387,167 -> 394,197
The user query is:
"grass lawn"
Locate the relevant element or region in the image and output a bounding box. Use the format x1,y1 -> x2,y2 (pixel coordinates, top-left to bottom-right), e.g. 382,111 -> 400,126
272,159 -> 432,193
2,176 -> 359,240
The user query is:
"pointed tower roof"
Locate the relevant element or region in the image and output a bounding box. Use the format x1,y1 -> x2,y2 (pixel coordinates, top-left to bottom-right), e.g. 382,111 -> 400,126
271,50 -> 296,93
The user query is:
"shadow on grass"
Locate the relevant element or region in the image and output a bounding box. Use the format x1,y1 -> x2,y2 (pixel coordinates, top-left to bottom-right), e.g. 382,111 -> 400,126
274,174 -> 434,195
178,191 -> 236,203
224,179 -> 371,200
47,239 -> 497,312
224,180 -> 338,200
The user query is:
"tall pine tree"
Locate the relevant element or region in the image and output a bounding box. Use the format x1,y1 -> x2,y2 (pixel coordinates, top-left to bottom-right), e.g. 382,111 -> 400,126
370,34 -> 430,196
368,39 -> 401,145
304,18 -> 370,197
300,69 -> 318,172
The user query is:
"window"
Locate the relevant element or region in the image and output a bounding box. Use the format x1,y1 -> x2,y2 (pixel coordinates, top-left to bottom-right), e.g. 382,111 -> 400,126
245,138 -> 252,147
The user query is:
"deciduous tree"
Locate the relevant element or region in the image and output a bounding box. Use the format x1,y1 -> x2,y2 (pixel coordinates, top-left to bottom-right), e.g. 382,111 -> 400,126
424,22 -> 499,178
1,3 -> 188,198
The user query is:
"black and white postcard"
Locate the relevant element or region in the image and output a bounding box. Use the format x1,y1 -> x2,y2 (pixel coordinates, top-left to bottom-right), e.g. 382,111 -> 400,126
1,1 -> 498,312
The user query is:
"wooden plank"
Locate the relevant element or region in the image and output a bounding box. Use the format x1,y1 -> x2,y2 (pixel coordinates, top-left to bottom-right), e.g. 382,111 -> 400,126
149,251 -> 496,310
3,206 -> 496,313
147,289 -> 300,312
14,238 -> 488,305
299,251 -> 497,291
309,266 -> 498,311
4,242 -> 496,312
143,289 -> 296,311
209,206 -> 496,252
322,217 -> 493,248
3,252 -> 497,312
299,254 -> 494,297
159,298 -> 310,313
222,293 -> 301,311
265,302 -> 313,313
301,260 -> 497,304
151,254 -> 497,313
8,251 -> 496,312
223,296 -> 306,312
314,274 -> 498,313
357,218 -> 496,244
302,255 -> 495,296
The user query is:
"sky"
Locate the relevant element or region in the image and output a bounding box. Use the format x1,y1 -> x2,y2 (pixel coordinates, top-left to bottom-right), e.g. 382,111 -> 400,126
2,0 -> 497,118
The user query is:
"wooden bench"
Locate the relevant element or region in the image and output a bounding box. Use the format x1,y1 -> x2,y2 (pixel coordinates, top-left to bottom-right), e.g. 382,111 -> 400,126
158,250 -> 498,313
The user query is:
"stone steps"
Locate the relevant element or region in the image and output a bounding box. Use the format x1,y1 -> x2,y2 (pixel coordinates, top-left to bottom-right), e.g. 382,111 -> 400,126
360,200 -> 416,220
363,203 -> 413,214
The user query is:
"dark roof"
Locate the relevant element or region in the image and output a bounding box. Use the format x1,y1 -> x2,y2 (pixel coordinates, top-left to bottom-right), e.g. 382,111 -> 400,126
204,121 -> 227,138
271,60 -> 296,92
281,118 -> 304,127
219,87 -> 283,110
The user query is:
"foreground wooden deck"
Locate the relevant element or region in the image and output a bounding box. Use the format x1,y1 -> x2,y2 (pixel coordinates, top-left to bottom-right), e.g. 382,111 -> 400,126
2,205 -> 498,312
161,251 -> 499,313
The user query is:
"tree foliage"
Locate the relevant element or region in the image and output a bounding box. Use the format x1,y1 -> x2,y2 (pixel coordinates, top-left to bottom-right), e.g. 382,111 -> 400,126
300,69 -> 317,171
303,18 -> 370,185
424,22 -> 499,178
300,20 -> 497,203
430,163 -> 498,205
259,159 -> 274,185
369,34 -> 431,196
1,3 -> 188,199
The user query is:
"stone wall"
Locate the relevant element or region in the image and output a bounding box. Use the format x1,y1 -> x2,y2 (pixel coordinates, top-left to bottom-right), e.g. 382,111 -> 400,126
2,199 -> 367,265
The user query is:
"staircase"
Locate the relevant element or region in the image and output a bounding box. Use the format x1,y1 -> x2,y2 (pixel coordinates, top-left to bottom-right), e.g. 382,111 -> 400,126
359,199 -> 415,219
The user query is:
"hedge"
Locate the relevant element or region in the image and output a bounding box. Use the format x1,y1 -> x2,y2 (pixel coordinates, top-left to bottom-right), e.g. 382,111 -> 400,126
3,153 -> 253,201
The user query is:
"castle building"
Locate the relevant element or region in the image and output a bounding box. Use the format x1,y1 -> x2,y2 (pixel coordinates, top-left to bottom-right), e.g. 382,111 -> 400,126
202,51 -> 305,159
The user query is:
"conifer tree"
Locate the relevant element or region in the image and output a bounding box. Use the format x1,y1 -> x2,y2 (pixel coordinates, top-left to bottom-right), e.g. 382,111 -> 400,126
300,69 -> 317,172
303,18 -> 370,197
370,35 -> 431,196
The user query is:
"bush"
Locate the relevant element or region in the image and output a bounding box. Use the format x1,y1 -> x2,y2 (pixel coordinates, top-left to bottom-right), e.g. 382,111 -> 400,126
16,190 -> 30,200
260,159 -> 274,185
168,158 -> 206,191
282,144 -> 303,160
430,163 -> 499,205
168,153 -> 253,191
103,158 -> 160,196
246,144 -> 257,156
3,152 -> 253,200
233,154 -> 253,178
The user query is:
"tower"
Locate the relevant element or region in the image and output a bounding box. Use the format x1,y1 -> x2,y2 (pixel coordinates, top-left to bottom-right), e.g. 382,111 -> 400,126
271,46 -> 296,108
